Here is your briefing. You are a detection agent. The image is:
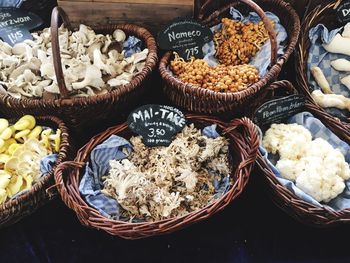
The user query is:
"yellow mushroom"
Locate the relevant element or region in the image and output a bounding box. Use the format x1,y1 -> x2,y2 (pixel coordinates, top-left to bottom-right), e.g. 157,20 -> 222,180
28,126 -> 43,139
14,129 -> 31,143
0,154 -> 10,164
4,156 -> 19,173
49,129 -> 61,153
20,115 -> 36,130
7,143 -> 21,156
6,175 -> 23,197
0,188 -> 7,204
0,170 -> 11,189
0,119 -> 9,134
14,119 -> 30,131
41,129 -> 52,151
0,127 -> 13,140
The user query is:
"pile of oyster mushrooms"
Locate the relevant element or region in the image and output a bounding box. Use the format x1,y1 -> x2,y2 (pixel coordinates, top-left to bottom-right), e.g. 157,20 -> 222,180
0,24 -> 149,99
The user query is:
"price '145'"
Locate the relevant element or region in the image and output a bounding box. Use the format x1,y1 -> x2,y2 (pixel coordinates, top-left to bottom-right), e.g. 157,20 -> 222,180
185,46 -> 199,60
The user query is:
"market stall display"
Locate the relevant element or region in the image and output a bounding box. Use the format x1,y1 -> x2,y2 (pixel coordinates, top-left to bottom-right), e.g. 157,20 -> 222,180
296,0 -> 350,127
54,114 -> 259,239
0,114 -> 69,227
0,7 -> 158,129
254,80 -> 350,226
160,0 -> 300,114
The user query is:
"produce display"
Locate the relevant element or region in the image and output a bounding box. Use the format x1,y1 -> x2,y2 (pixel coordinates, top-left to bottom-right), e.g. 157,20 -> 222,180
101,124 -> 231,221
0,25 -> 148,99
309,22 -> 350,113
170,17 -> 274,93
263,123 -> 350,203
0,115 -> 61,204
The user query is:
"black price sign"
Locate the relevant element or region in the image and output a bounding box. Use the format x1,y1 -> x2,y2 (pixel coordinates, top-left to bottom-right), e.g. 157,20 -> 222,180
253,95 -> 306,127
336,1 -> 350,24
0,8 -> 43,46
157,18 -> 213,60
127,104 -> 186,147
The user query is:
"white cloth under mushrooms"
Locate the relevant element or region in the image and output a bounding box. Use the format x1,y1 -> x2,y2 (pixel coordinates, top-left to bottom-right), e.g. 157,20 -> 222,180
102,124 -> 231,222
0,24 -> 149,99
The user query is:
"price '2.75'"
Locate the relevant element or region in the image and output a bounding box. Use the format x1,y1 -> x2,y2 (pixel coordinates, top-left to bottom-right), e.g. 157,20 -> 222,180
185,46 -> 199,60
148,128 -> 166,138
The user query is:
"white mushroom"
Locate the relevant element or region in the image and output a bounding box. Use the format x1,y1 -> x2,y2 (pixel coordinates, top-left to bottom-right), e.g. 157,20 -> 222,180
93,49 -> 113,75
342,22 -> 350,38
311,66 -> 332,94
12,43 -> 33,61
0,41 -> 12,55
323,33 -> 350,56
331,59 -> 350,72
72,65 -> 104,90
311,90 -> 350,111
113,29 -> 126,42
44,82 -> 60,94
341,75 -> 350,91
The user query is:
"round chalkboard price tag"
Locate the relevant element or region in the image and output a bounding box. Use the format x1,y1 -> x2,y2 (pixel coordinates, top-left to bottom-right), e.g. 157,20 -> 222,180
0,7 -> 43,46
157,17 -> 213,61
127,104 -> 186,147
336,0 -> 350,24
253,95 -> 306,127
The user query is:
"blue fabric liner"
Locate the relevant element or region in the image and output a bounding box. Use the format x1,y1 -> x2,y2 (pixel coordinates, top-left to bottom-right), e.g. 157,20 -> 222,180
79,125 -> 231,220
202,8 -> 287,77
307,24 -> 350,120
0,0 -> 23,7
123,36 -> 142,58
260,112 -> 350,210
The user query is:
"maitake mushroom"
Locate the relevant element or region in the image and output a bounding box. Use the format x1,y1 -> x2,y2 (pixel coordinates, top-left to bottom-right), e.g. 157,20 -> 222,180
102,124 -> 231,222
0,24 -> 149,99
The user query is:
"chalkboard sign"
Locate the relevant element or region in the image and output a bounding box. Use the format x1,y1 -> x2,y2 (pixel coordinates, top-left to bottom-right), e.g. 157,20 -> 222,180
157,17 -> 213,61
336,1 -> 350,24
253,95 -> 305,127
0,8 -> 43,46
127,104 -> 186,147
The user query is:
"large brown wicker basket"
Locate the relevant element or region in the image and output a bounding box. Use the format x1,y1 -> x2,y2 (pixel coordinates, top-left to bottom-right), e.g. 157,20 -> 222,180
0,7 -> 158,130
0,115 -> 70,228
54,114 -> 259,239
253,80 -> 350,227
295,0 -> 350,127
159,0 -> 300,114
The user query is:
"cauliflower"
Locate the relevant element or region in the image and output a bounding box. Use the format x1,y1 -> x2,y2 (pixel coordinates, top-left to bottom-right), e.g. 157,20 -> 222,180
262,123 -> 312,155
296,165 -> 345,202
263,123 -> 350,203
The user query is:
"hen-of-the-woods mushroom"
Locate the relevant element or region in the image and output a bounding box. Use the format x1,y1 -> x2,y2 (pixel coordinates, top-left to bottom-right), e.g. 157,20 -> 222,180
0,24 -> 149,99
102,124 -> 231,222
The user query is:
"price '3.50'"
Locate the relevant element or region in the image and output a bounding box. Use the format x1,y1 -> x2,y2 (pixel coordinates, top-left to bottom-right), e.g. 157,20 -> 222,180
148,128 -> 166,138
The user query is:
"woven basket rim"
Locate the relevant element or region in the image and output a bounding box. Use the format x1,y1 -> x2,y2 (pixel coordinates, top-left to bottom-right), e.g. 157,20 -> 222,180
254,80 -> 350,226
159,0 -> 300,102
0,23 -> 158,107
54,114 -> 259,238
0,115 -> 70,226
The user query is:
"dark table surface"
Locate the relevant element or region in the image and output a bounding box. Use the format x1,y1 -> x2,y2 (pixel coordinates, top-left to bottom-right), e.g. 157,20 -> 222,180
1,1 -> 349,261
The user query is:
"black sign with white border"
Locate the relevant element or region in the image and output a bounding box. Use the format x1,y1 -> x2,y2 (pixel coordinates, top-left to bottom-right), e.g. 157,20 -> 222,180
127,104 -> 186,147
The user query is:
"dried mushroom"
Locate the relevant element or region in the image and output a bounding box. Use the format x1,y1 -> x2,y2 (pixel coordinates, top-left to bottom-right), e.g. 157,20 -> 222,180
102,124 -> 231,222
0,25 -> 149,99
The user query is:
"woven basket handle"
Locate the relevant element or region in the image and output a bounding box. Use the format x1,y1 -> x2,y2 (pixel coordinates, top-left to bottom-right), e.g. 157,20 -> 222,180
263,80 -> 298,98
54,161 -> 89,219
198,0 -> 278,66
50,6 -> 73,99
224,117 -> 260,176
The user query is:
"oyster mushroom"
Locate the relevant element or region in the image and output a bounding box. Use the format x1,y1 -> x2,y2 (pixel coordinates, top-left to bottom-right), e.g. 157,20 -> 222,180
12,42 -> 33,61
113,29 -> 126,43
72,65 -> 104,90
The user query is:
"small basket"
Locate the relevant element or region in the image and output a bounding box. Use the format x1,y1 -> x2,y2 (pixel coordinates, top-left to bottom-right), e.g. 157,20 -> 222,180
253,80 -> 350,227
0,115 -> 70,228
0,7 -> 158,130
159,0 -> 300,114
54,114 -> 259,239
295,0 -> 350,127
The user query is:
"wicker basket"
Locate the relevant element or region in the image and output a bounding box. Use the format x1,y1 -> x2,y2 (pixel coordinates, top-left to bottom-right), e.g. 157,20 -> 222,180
253,80 -> 350,226
295,0 -> 350,127
0,115 -> 70,228
0,7 -> 158,130
159,0 -> 300,114
54,114 -> 259,239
